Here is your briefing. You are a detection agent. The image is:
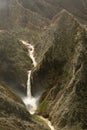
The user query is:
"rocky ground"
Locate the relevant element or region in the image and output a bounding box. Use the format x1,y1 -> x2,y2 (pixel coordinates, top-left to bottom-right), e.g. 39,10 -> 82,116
0,81 -> 50,130
32,11 -> 87,130
0,0 -> 87,130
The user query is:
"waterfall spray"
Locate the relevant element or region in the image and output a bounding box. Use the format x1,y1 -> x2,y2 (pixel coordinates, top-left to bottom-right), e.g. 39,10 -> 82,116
20,40 -> 55,130
20,40 -> 38,114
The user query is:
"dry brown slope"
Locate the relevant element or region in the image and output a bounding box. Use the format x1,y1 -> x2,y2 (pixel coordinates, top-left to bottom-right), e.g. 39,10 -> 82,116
0,81 -> 50,130
0,0 -> 49,31
32,10 -> 87,130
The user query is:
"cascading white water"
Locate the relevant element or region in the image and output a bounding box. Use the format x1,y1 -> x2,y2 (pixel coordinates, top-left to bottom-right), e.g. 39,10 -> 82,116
20,40 -> 38,114
27,70 -> 32,97
38,116 -> 55,130
20,40 -> 55,130
20,40 -> 37,67
28,44 -> 37,67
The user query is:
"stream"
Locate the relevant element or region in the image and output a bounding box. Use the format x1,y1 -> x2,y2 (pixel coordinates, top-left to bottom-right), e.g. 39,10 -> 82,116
38,116 -> 55,130
20,40 -> 55,130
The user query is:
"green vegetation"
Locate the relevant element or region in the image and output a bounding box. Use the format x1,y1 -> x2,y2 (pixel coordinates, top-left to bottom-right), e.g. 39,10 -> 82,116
32,114 -> 45,123
32,115 -> 50,130
33,12 -> 87,130
37,100 -> 48,116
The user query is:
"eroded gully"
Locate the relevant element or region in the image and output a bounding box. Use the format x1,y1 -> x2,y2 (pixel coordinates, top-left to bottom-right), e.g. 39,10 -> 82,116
20,40 -> 55,130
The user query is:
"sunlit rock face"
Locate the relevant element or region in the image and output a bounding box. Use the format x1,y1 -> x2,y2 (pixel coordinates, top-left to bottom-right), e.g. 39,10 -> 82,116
50,41 -> 87,130
31,10 -> 87,130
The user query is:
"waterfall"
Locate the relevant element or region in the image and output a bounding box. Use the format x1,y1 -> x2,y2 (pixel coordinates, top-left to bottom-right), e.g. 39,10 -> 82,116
20,40 -> 55,130
38,116 -> 55,130
20,40 -> 38,114
20,40 -> 37,67
28,44 -> 37,67
27,71 -> 32,97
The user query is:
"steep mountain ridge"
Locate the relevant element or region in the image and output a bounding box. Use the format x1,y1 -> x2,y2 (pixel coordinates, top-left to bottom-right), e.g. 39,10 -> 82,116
18,0 -> 61,19
0,32 -> 32,94
0,0 -> 49,31
32,10 -> 82,94
31,10 -> 87,130
50,41 -> 87,130
0,0 -> 87,34
0,1 -> 87,130
0,31 -> 50,130
18,0 -> 87,24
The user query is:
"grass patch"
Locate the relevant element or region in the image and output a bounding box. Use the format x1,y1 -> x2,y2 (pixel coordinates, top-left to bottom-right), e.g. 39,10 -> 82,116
37,100 -> 48,116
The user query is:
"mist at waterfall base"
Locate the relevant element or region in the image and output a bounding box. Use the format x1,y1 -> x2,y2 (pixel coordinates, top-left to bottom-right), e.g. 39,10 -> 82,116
22,70 -> 40,115
18,40 -> 55,130
20,40 -> 40,114
22,95 -> 40,115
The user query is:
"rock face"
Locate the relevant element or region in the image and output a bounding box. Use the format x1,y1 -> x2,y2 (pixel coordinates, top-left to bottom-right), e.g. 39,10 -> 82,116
0,28 -> 49,130
0,81 -> 50,130
18,0 -> 87,23
32,11 -> 87,130
0,0 -> 87,33
0,0 -> 49,31
0,32 -> 32,94
50,37 -> 87,130
0,0 -> 87,130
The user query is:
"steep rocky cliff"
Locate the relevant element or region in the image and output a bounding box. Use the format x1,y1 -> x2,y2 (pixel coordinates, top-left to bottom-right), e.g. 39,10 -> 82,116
31,10 -> 87,130
0,0 -> 49,31
18,0 -> 87,24
0,31 -> 32,94
0,31 -> 50,130
0,0 -> 87,38
0,0 -> 87,130
0,81 -> 50,130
